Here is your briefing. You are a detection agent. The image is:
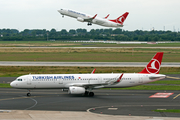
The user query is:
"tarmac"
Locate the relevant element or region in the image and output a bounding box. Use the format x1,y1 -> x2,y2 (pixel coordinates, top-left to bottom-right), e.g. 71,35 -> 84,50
0,88 -> 180,120
0,61 -> 180,67
0,74 -> 180,120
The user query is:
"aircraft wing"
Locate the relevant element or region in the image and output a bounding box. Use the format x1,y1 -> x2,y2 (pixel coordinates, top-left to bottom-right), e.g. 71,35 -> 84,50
68,74 -> 123,89
84,14 -> 97,22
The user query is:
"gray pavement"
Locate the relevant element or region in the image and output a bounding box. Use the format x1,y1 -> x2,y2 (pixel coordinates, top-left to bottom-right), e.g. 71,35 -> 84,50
0,88 -> 180,118
1,110 -> 180,120
0,61 -> 180,67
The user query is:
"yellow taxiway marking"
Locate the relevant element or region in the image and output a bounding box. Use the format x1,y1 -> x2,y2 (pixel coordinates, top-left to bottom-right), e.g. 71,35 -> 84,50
0,96 -> 29,101
0,96 -> 42,101
173,94 -> 180,100
166,76 -> 180,79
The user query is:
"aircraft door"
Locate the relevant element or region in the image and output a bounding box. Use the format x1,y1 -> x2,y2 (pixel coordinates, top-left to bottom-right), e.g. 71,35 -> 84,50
138,75 -> 143,83
88,78 -> 96,84
98,77 -> 102,84
27,76 -> 31,85
59,79 -> 63,84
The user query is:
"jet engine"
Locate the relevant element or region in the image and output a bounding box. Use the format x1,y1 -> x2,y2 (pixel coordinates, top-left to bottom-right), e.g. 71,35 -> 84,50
68,86 -> 85,94
77,17 -> 84,22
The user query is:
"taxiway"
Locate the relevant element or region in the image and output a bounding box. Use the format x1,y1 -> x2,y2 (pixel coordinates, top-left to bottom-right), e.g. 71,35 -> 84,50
0,61 -> 179,67
0,88 -> 180,117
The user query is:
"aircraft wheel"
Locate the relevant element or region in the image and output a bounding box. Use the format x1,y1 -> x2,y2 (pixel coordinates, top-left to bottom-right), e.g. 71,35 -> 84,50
27,93 -> 31,97
89,92 -> 94,97
87,23 -> 92,26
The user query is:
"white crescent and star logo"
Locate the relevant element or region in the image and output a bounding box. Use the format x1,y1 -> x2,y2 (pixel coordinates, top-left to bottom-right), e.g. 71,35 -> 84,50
146,59 -> 160,74
116,16 -> 125,23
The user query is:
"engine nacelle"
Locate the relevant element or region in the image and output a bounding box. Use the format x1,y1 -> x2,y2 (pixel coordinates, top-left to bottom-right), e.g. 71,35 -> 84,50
77,17 -> 84,22
68,86 -> 85,94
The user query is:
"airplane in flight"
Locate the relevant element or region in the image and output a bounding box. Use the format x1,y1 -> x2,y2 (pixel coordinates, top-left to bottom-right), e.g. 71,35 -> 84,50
10,52 -> 166,97
57,8 -> 129,27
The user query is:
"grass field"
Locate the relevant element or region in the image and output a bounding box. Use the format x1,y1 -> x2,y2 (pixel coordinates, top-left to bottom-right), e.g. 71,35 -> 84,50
0,48 -> 180,62
0,41 -> 179,90
0,41 -> 180,47
0,83 -> 11,88
149,80 -> 180,86
0,66 -> 179,77
153,109 -> 180,113
148,80 -> 180,85
0,41 -> 180,62
112,85 -> 180,90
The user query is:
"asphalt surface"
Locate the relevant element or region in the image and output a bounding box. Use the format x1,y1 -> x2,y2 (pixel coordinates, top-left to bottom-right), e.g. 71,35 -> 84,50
0,88 -> 180,117
0,61 -> 180,67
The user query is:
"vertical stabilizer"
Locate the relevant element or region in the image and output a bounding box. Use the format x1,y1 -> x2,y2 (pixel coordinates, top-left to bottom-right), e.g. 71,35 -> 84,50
109,12 -> 129,25
139,52 -> 164,74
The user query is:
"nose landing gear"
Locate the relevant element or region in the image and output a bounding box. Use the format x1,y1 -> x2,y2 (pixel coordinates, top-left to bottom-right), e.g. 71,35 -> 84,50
27,93 -> 31,96
27,90 -> 31,96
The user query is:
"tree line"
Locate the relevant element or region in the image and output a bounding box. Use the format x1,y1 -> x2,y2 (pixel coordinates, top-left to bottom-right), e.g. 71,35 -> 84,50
0,28 -> 180,41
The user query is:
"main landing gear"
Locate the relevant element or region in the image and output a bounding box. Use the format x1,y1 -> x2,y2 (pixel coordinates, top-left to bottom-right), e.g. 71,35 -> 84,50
84,91 -> 94,97
27,90 -> 31,97
87,22 -> 92,26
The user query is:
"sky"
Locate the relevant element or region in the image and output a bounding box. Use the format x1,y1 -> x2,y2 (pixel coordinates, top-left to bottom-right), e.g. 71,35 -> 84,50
0,0 -> 180,32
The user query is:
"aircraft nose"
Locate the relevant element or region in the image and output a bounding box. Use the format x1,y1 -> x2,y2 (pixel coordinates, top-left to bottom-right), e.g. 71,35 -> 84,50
10,81 -> 16,87
57,10 -> 62,13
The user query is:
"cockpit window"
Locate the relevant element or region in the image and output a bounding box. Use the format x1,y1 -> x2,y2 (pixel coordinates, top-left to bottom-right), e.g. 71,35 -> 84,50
17,79 -> 22,81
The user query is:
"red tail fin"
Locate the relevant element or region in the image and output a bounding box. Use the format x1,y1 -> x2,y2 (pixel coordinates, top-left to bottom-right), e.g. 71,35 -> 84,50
109,12 -> 129,25
139,52 -> 164,74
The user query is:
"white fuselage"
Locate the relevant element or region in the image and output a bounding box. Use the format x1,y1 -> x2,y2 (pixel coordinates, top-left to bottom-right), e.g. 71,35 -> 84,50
58,9 -> 123,27
10,73 -> 166,89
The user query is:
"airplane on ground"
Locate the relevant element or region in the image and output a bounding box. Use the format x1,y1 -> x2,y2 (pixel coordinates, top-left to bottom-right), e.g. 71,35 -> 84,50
57,8 -> 129,27
10,52 -> 166,97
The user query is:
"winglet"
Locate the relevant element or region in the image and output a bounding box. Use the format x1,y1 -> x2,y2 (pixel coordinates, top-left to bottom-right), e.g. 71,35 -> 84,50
139,52 -> 164,74
106,73 -> 124,85
116,73 -> 123,82
92,14 -> 97,19
104,14 -> 110,19
91,69 -> 96,74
